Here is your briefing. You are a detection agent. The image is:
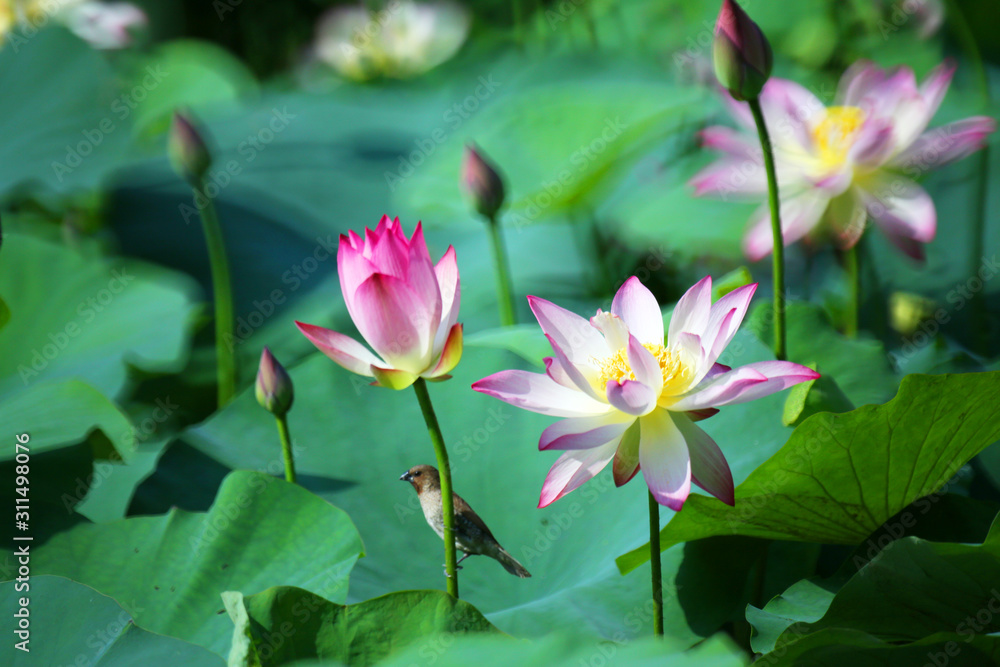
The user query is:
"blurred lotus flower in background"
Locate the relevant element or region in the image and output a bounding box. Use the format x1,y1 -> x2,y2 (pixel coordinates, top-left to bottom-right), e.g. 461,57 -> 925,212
876,0 -> 944,39
0,0 -> 146,49
473,276 -> 819,509
62,1 -> 147,49
692,61 -> 996,261
297,215 -> 462,390
712,0 -> 773,102
313,1 -> 469,82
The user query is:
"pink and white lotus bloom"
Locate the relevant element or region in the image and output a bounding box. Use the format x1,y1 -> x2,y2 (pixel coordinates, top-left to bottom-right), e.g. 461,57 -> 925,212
692,61 -> 996,261
472,276 -> 819,509
296,216 -> 462,390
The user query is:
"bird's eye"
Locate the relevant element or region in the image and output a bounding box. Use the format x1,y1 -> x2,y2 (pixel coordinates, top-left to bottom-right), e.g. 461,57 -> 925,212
414,471 -> 422,477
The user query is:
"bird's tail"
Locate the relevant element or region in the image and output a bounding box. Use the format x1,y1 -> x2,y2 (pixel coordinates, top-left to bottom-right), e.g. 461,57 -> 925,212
495,548 -> 531,578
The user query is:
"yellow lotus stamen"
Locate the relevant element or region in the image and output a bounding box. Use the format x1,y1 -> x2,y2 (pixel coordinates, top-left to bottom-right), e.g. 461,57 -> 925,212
812,106 -> 866,166
594,344 -> 691,395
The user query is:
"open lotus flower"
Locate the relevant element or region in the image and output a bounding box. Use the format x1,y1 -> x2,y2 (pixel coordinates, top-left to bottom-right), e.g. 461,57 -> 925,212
296,216 -> 462,390
692,61 -> 996,261
473,276 -> 819,509
314,1 -> 469,81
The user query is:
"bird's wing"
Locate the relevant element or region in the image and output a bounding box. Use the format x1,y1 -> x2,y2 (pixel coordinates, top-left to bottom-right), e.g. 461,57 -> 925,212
454,493 -> 498,544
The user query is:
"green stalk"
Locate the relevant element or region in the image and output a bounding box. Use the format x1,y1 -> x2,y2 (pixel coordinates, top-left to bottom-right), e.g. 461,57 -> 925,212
194,182 -> 236,406
487,212 -> 517,326
845,244 -> 860,338
413,378 -> 459,598
649,492 -> 664,637
275,413 -> 296,484
581,1 -> 598,48
748,98 -> 787,360
513,0 -> 524,45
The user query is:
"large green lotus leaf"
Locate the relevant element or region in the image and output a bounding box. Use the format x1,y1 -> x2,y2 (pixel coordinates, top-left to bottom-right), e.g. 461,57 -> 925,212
0,576 -> 223,667
758,628 -> 999,666
0,379 -> 132,461
0,232 -> 200,398
177,329 -> 801,646
0,27 -> 131,193
225,587 -> 500,666
0,379 -> 135,543
598,149 -> 756,261
7,471 -> 363,658
617,371 -> 1000,573
750,520 -> 1000,660
394,57 -> 705,227
125,40 -> 259,140
287,632 -> 748,667
75,436 -> 173,523
747,492 -> 1000,654
747,301 -> 898,408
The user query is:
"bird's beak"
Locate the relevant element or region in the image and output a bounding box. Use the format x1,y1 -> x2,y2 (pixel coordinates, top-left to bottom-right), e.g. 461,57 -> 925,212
399,472 -> 412,482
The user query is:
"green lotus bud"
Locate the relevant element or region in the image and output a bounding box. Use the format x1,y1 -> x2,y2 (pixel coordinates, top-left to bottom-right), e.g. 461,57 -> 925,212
256,347 -> 294,417
713,0 -> 773,102
168,111 -> 212,186
461,144 -> 506,219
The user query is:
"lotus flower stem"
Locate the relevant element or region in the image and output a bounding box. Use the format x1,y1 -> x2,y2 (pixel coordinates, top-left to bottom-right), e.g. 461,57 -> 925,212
845,244 -> 860,338
648,491 -> 664,636
413,377 -> 459,598
748,98 -> 787,360
274,414 -> 297,484
512,0 -> 523,45
488,212 -> 517,327
581,2 -> 598,48
194,182 -> 237,406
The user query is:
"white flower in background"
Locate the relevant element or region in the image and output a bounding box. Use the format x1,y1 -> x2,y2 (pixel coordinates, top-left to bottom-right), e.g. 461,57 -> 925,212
62,1 -> 147,50
0,0 -> 146,50
314,1 -> 470,81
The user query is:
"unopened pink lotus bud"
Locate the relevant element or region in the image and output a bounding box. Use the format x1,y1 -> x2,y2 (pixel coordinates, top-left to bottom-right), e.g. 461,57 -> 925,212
713,0 -> 773,101
168,111 -> 212,186
256,347 -> 294,416
461,144 -> 506,219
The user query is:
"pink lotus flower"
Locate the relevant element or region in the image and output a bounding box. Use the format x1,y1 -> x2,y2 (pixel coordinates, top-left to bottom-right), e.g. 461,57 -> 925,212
473,276 -> 819,509
296,216 -> 462,390
692,61 -> 996,261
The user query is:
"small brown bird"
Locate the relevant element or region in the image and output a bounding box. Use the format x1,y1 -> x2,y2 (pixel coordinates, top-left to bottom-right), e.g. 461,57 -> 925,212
400,464 -> 531,578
